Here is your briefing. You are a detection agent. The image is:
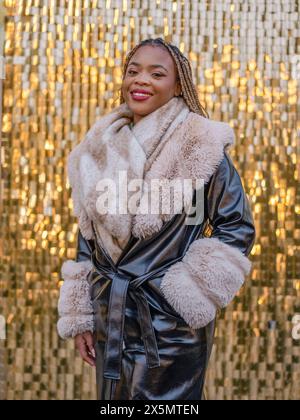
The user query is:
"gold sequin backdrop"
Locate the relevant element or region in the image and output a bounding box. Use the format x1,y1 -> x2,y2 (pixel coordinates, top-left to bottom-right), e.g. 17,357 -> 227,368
0,0 -> 299,400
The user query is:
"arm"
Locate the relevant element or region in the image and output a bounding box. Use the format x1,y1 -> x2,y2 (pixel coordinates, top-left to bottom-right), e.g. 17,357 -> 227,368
57,229 -> 95,339
160,151 -> 256,329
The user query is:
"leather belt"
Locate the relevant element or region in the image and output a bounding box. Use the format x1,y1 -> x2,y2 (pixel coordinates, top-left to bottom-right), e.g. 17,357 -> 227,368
89,244 -> 183,381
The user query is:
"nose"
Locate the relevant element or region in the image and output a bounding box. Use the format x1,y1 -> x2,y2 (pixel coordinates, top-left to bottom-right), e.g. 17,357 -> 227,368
135,80 -> 150,87
134,72 -> 151,85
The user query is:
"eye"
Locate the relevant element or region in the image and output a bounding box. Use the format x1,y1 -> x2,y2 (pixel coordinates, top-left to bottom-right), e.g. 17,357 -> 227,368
127,69 -> 164,78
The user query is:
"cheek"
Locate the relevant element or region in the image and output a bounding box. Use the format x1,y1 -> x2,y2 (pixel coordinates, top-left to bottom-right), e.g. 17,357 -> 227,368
167,78 -> 177,88
155,79 -> 176,94
121,79 -> 129,93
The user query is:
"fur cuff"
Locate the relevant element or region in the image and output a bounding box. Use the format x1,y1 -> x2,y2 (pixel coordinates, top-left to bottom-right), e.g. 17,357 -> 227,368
160,237 -> 252,329
57,315 -> 94,340
57,259 -> 95,339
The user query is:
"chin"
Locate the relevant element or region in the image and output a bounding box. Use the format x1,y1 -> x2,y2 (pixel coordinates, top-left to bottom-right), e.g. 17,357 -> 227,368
129,103 -> 154,114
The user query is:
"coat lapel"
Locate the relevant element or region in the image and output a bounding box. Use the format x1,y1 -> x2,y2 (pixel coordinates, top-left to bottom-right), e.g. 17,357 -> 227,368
67,109 -> 235,242
131,112 -> 235,239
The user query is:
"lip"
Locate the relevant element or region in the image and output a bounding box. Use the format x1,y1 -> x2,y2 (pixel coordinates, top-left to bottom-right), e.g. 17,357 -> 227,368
130,89 -> 153,101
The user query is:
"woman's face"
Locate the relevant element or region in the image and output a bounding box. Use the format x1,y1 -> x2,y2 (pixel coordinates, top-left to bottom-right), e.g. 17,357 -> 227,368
121,45 -> 182,125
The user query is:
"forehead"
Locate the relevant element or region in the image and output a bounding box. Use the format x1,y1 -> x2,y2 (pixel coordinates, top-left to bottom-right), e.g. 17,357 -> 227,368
128,45 -> 175,69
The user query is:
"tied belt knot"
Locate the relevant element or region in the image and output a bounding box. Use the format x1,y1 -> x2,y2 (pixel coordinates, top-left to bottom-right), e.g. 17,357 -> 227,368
89,247 -> 178,381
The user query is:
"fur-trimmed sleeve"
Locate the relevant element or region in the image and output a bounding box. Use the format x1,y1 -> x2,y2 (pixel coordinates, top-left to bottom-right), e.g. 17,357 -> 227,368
160,151 -> 256,329
57,230 -> 95,339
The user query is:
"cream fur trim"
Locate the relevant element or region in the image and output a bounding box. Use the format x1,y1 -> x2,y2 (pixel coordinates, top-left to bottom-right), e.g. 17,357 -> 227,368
132,113 -> 235,238
57,259 -> 94,339
57,316 -> 94,340
67,102 -> 235,242
160,237 -> 252,329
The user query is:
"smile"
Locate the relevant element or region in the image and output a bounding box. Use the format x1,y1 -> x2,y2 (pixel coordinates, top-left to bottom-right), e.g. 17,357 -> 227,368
130,92 -> 153,101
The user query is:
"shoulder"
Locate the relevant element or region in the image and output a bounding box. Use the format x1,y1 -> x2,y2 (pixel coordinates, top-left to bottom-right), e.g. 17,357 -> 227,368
214,149 -> 237,176
179,112 -> 235,184
185,112 -> 235,149
207,149 -> 245,196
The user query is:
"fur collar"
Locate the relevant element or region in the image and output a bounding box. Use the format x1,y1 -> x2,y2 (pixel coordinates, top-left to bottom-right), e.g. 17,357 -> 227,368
67,107 -> 235,242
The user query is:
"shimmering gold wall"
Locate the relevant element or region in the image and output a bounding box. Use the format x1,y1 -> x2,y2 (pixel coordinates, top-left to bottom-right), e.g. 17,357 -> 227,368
1,0 -> 299,400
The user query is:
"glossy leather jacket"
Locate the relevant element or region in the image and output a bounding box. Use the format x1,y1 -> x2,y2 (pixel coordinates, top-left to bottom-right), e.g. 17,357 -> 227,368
72,150 -> 256,400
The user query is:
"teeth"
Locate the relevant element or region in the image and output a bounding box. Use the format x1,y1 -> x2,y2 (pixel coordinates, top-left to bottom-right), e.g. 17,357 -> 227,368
132,92 -> 151,97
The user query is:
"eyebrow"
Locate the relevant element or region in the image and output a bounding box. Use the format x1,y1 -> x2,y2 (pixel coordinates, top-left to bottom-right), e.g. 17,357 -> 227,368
128,61 -> 168,73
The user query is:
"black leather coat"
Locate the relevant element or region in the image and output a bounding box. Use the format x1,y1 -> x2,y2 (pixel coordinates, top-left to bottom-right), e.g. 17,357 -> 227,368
75,150 -> 256,400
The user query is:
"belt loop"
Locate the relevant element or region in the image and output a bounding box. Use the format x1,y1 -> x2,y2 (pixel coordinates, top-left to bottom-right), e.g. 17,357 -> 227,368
103,273 -> 130,380
134,289 -> 160,369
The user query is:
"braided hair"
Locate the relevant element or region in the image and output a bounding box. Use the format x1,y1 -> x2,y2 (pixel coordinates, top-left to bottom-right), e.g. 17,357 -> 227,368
119,37 -> 209,119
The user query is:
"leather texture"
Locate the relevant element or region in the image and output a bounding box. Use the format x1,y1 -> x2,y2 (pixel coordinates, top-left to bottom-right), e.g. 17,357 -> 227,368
75,150 -> 256,400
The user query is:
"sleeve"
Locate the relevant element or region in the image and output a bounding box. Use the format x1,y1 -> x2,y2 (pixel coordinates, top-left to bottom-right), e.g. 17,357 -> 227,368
57,229 -> 96,339
160,151 -> 256,329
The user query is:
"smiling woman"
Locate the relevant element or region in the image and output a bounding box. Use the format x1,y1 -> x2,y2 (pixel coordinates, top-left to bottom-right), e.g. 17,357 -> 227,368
57,37 -> 255,401
121,45 -> 182,125
120,38 -> 209,124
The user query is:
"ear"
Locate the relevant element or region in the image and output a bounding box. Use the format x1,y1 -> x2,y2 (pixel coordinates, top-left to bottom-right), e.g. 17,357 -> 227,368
174,79 -> 182,96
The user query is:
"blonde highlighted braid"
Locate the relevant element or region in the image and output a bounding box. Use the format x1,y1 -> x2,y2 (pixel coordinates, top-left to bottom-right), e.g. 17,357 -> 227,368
119,37 -> 209,119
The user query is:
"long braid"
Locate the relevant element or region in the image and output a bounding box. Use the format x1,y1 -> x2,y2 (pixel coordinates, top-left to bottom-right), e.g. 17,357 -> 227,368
119,37 -> 209,119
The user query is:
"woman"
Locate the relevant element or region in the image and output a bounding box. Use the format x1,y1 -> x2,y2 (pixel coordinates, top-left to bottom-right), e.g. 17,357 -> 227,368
57,38 -> 256,400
